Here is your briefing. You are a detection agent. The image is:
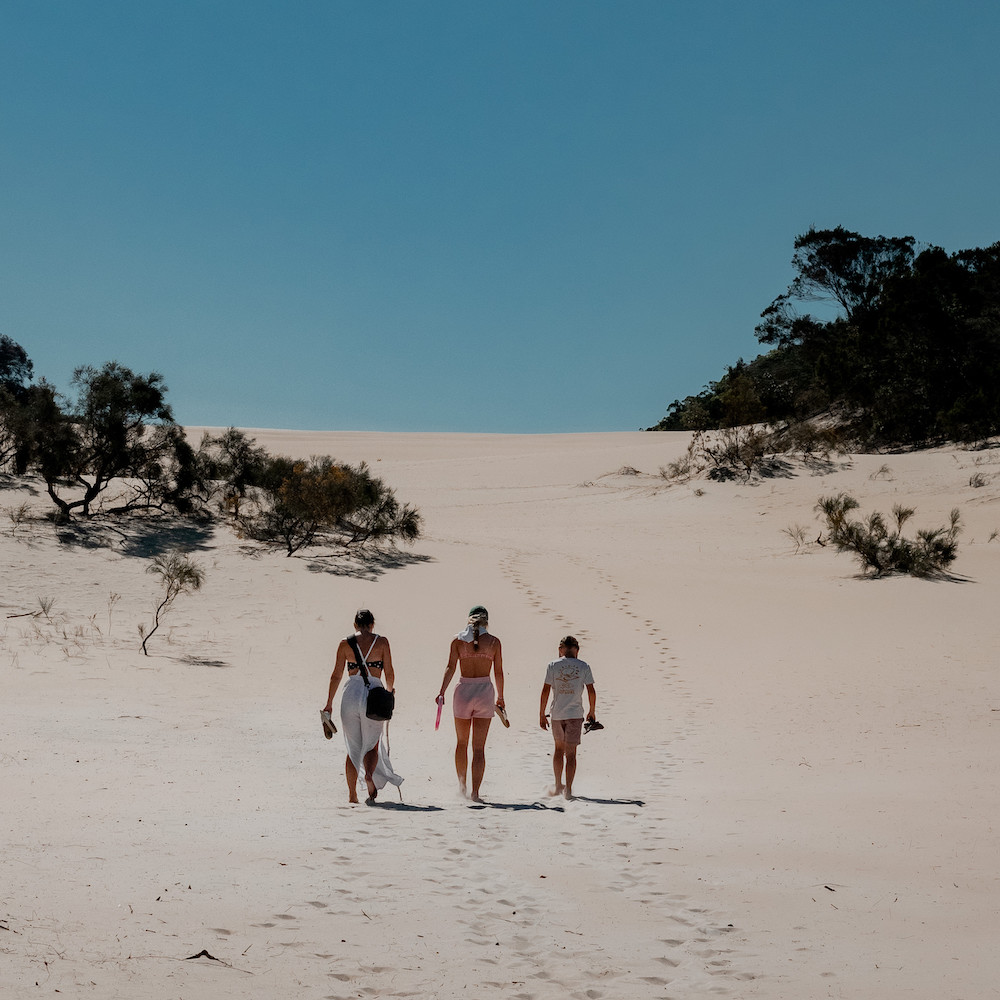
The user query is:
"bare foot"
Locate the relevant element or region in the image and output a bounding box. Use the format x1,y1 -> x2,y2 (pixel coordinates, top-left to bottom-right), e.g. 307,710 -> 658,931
458,780 -> 468,798
547,784 -> 565,797
365,776 -> 378,801
563,788 -> 575,800
348,795 -> 359,804
470,794 -> 484,804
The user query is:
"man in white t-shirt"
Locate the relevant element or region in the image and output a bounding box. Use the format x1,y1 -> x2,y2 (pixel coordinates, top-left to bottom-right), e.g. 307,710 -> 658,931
539,635 -> 597,799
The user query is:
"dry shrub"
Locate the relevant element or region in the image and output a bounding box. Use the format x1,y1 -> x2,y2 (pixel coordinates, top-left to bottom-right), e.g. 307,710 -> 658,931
816,493 -> 961,577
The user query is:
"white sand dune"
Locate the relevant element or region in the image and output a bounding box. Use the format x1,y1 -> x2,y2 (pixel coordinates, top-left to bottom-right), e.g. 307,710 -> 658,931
3,429 -> 999,998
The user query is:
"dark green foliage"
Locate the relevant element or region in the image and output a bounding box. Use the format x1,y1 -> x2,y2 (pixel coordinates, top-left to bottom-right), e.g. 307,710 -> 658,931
816,493 -> 961,577
648,349 -> 827,432
1,347 -> 423,561
0,335 -> 33,397
124,424 -> 204,515
35,363 -> 183,520
867,243 -> 1000,442
0,337 -> 37,473
233,453 -> 422,556
0,386 -> 24,472
651,228 -> 1000,446
196,427 -> 270,514
757,227 -> 916,344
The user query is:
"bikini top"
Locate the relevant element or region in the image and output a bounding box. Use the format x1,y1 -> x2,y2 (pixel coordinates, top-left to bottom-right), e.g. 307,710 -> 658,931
346,634 -> 383,672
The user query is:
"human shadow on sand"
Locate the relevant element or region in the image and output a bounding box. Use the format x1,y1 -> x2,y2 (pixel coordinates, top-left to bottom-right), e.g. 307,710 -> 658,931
304,549 -> 433,580
365,800 -> 444,812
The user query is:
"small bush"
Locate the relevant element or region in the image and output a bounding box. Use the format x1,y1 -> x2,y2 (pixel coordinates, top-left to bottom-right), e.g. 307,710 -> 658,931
237,455 -> 421,556
141,551 -> 204,655
782,523 -> 810,553
660,427 -> 772,483
702,426 -> 771,480
815,493 -> 961,577
660,434 -> 702,482
7,502 -> 31,536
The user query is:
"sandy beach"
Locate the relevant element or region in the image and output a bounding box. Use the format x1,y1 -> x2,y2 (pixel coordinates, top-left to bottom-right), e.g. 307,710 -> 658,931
3,428 -> 999,999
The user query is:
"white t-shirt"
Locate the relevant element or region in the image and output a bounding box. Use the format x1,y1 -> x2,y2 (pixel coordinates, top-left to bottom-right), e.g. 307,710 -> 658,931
544,656 -> 595,720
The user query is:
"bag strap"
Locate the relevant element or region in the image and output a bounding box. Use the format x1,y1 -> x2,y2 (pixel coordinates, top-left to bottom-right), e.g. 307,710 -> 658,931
346,634 -> 372,688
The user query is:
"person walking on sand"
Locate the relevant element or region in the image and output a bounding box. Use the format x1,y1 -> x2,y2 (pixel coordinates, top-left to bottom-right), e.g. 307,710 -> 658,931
322,609 -> 403,804
539,636 -> 596,800
437,606 -> 505,802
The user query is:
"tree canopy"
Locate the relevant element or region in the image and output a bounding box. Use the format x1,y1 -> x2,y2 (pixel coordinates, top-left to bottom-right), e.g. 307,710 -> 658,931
0,334 -> 33,396
651,228 -> 1000,445
35,362 -> 184,520
0,341 -> 422,557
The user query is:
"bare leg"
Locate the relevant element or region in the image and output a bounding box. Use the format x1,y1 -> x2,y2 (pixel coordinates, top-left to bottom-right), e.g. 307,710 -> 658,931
563,746 -> 578,799
550,741 -> 566,796
470,717 -> 492,802
363,744 -> 379,802
454,717 -> 471,796
345,756 -> 360,804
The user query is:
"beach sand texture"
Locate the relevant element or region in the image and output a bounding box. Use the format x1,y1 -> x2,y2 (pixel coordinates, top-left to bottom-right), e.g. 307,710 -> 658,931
3,429 -> 999,999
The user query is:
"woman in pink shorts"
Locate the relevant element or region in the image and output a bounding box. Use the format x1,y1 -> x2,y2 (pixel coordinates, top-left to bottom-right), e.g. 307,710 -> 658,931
437,606 -> 505,802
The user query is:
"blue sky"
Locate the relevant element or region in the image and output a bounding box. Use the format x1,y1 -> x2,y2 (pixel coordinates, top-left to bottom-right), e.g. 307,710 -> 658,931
2,1 -> 998,432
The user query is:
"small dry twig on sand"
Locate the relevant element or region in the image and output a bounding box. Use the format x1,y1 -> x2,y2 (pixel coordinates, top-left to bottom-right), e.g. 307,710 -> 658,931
183,949 -> 253,974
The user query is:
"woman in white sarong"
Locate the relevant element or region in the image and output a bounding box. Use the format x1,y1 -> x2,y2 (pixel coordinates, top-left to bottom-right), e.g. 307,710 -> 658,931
322,609 -> 403,803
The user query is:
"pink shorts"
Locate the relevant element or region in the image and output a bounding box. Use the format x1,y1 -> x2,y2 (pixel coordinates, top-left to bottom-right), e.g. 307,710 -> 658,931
552,718 -> 583,745
453,677 -> 495,720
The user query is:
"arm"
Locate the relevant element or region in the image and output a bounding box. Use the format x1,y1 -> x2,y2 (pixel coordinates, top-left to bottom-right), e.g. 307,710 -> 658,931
492,638 -> 504,708
585,683 -> 597,721
539,682 -> 551,730
381,637 -> 395,692
438,638 -> 460,701
323,639 -> 349,712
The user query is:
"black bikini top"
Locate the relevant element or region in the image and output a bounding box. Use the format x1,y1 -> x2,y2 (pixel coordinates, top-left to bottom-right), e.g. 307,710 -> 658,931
347,634 -> 383,671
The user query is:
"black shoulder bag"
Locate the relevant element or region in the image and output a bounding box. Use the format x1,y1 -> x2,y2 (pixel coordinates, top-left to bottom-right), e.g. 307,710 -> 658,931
347,634 -> 395,722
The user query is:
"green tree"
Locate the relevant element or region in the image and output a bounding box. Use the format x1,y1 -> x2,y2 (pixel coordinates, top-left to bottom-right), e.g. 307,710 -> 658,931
0,386 -> 21,471
239,455 -> 421,556
197,427 -> 270,515
0,337 -> 36,473
0,335 -> 33,397
757,227 -> 916,346
653,228 -> 1000,445
35,362 -> 187,520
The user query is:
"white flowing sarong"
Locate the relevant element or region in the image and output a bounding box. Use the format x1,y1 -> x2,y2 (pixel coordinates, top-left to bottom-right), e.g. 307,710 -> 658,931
339,674 -> 403,793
